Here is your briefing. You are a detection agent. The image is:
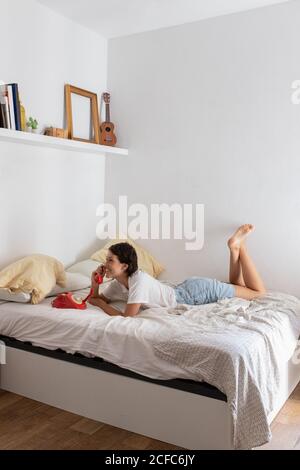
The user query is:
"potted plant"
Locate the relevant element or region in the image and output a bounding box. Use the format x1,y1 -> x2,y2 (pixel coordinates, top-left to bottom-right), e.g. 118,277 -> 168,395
26,117 -> 38,133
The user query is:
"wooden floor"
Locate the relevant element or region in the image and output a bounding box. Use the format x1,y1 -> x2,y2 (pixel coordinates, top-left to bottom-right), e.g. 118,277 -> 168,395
0,383 -> 299,450
257,381 -> 300,450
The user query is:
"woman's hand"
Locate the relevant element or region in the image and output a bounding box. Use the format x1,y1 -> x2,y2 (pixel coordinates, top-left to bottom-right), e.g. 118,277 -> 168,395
96,264 -> 106,277
91,265 -> 105,297
88,296 -> 100,306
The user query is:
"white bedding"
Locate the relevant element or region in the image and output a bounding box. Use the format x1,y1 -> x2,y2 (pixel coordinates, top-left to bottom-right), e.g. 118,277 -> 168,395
0,289 -> 193,381
0,290 -> 300,450
153,292 -> 300,449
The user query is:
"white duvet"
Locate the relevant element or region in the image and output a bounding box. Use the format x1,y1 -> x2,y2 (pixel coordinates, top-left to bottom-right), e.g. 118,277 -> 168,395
152,292 -> 300,449
0,290 -> 300,449
0,289 -> 192,380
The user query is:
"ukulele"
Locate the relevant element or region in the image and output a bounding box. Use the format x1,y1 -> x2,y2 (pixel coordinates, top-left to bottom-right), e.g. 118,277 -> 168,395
100,92 -> 117,146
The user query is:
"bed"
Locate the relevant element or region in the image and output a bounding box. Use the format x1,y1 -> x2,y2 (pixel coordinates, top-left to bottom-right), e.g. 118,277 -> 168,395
0,289 -> 300,449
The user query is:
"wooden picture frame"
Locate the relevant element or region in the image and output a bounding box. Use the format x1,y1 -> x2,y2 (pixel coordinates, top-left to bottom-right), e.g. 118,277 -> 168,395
65,84 -> 100,144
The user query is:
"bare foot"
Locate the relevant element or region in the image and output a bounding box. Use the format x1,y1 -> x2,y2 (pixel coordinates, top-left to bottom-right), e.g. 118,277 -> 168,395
227,224 -> 254,249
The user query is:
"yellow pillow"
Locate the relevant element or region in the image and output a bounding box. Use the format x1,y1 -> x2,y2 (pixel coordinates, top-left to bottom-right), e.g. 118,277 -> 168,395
91,239 -> 164,278
0,254 -> 66,304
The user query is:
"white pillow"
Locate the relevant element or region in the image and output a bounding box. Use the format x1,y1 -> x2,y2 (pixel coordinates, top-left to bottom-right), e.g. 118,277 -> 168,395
66,259 -> 112,295
48,272 -> 91,297
66,259 -> 99,278
66,259 -> 109,287
0,288 -> 31,303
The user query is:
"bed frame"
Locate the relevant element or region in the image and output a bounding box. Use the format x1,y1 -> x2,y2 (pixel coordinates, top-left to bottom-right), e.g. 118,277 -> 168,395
0,335 -> 299,449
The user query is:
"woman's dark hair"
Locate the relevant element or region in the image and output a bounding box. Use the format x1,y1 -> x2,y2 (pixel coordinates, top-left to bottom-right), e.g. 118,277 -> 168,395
109,242 -> 138,276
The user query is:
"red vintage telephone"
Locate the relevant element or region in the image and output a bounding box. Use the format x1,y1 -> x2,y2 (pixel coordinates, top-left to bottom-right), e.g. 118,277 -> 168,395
52,273 -> 103,310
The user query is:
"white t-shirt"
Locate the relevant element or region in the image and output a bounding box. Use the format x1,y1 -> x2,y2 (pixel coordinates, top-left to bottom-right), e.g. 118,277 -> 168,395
101,270 -> 177,309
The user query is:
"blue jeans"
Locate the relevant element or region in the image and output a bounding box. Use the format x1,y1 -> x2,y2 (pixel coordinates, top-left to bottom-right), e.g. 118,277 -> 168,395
174,277 -> 235,305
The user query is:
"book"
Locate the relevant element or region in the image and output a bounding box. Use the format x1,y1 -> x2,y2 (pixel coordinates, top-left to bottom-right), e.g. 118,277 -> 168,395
0,85 -> 12,128
0,83 -> 22,130
0,86 -> 5,127
0,87 -> 7,128
7,85 -> 16,130
0,103 -> 5,128
7,83 -> 21,130
5,95 -> 11,128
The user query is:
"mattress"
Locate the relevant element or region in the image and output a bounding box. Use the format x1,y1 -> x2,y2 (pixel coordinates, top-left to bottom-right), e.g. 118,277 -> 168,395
1,289 -> 300,449
0,288 -> 198,381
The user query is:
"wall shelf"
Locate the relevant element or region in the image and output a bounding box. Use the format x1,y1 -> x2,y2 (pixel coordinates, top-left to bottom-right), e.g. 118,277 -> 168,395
0,128 -> 128,156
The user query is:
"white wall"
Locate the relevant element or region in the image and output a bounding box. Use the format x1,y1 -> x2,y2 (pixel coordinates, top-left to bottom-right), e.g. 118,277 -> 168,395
106,0 -> 300,295
0,0 -> 107,268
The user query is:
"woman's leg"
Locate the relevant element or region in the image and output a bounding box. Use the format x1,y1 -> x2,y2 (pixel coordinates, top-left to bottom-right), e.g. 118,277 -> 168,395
227,225 -> 249,286
228,244 -> 245,286
238,244 -> 265,292
227,224 -> 266,300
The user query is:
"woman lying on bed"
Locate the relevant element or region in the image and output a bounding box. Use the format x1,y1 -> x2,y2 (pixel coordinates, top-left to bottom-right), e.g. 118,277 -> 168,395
89,224 -> 266,317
